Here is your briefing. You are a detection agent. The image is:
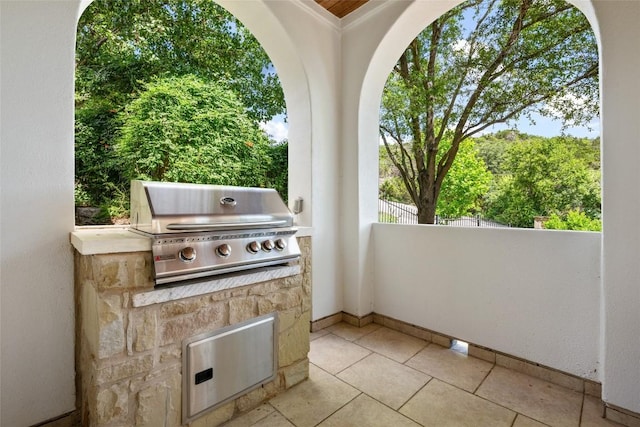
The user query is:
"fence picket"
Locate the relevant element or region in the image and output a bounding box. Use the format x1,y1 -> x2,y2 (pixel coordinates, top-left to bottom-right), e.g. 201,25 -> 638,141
378,198 -> 510,228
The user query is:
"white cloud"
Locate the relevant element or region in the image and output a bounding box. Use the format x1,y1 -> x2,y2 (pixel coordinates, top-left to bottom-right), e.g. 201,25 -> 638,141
543,93 -> 592,125
452,39 -> 470,54
260,118 -> 289,142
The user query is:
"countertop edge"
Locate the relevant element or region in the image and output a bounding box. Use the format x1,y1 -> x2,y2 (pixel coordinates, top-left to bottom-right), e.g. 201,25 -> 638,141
70,227 -> 152,255
71,225 -> 313,255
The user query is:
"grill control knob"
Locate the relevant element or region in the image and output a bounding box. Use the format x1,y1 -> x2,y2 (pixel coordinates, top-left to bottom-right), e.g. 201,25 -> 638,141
216,243 -> 232,258
275,238 -> 287,251
246,241 -> 260,254
179,247 -> 196,262
262,239 -> 275,252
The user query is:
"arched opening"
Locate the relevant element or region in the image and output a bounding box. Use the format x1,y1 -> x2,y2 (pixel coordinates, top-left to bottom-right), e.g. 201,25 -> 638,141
74,0 -> 310,226
376,0 -> 600,230
357,0 -> 605,387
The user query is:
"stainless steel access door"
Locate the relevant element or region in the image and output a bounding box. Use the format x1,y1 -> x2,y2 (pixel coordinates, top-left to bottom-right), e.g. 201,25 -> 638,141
183,313 -> 277,423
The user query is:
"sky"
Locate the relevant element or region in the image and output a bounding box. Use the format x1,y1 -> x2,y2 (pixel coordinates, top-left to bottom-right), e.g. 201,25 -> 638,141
261,2 -> 599,143
260,116 -> 289,142
262,104 -> 599,144
480,112 -> 600,139
262,111 -> 600,143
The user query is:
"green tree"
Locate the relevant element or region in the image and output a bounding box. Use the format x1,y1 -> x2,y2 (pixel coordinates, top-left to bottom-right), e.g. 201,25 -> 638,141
75,97 -> 125,207
474,130 -> 531,175
485,135 -> 600,227
380,177 -> 413,204
544,210 -> 601,231
436,138 -> 492,217
76,0 -> 283,121
379,143 -> 413,204
380,0 -> 598,224
117,75 -> 273,189
379,138 -> 491,218
266,141 -> 289,203
75,0 -> 285,210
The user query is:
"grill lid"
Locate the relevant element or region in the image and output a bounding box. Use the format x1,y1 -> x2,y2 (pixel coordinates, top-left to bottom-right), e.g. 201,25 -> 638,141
130,180 -> 294,235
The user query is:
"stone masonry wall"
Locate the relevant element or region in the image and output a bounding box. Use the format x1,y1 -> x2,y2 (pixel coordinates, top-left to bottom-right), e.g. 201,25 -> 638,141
75,237 -> 311,427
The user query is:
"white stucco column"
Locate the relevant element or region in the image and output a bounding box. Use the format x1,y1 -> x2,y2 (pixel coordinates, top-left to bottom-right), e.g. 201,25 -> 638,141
340,1 -> 411,317
597,0 -> 640,413
225,0 -> 344,320
339,0 -> 465,317
0,1 -> 78,425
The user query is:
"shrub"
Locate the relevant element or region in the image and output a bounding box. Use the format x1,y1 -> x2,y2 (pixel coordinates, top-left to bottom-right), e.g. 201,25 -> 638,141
117,75 -> 273,188
544,210 -> 602,231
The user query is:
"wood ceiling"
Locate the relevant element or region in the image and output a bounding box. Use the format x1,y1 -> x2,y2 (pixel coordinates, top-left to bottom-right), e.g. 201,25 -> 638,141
315,0 -> 370,18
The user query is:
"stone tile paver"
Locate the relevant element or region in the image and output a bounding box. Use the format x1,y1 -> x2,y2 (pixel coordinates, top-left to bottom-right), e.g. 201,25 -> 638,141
327,322 -> 381,342
355,326 -> 426,363
310,329 -> 329,342
406,343 -> 493,392
223,323 -> 626,427
338,353 -> 431,409
318,394 -> 421,427
224,404 -> 294,427
400,378 -> 516,426
512,414 -> 549,427
269,364 -> 360,427
476,366 -> 582,427
309,334 -> 371,374
582,395 -> 624,426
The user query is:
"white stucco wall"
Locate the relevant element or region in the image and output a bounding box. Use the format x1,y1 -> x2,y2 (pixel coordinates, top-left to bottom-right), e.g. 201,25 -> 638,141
340,0 -> 414,317
0,1 -> 77,425
373,224 -> 602,380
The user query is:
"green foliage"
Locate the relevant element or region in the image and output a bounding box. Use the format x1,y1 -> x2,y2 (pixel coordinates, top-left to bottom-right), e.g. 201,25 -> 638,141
380,138 -> 492,218
75,0 -> 287,219
379,143 -> 414,203
76,0 -> 284,122
436,139 -> 492,218
474,130 -> 531,175
379,144 -> 399,179
378,212 -> 398,223
75,98 -> 126,207
117,75 -> 273,188
544,210 -> 602,231
379,0 -> 598,223
380,176 -> 413,204
266,141 -> 289,202
74,183 -> 93,207
484,135 -> 600,227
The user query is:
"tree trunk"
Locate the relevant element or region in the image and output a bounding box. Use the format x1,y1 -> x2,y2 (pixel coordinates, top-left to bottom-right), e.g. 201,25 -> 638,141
417,201 -> 437,224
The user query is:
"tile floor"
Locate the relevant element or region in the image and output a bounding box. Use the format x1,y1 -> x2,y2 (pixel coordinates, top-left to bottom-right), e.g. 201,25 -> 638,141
223,322 -> 621,427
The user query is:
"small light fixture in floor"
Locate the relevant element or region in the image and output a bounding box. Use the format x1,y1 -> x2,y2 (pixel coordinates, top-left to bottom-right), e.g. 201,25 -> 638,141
451,339 -> 468,355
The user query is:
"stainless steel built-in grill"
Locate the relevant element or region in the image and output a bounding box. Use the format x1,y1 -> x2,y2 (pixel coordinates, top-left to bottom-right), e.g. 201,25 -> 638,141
129,180 -> 300,286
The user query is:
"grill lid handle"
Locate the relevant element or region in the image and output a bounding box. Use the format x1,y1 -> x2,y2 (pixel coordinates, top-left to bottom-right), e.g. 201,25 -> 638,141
165,220 -> 289,231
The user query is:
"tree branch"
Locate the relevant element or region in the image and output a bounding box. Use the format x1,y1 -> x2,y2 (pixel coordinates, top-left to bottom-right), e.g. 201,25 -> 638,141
437,0 -> 495,143
380,131 -> 419,204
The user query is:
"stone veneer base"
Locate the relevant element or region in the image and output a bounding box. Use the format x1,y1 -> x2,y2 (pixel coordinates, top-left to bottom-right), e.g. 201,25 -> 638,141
311,311 -> 640,427
75,236 -> 312,427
